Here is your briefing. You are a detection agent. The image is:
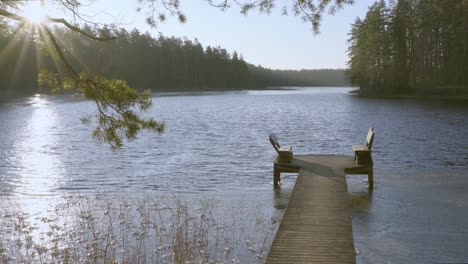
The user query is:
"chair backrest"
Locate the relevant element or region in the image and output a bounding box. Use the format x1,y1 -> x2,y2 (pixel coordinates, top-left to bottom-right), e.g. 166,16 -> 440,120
269,133 -> 280,153
366,128 -> 375,149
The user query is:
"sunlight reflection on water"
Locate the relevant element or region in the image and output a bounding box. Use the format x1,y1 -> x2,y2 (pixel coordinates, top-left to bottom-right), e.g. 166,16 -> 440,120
7,95 -> 68,240
15,94 -> 63,196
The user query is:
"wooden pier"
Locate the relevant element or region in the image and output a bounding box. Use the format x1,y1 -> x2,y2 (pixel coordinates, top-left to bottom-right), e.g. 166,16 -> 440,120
266,154 -> 373,264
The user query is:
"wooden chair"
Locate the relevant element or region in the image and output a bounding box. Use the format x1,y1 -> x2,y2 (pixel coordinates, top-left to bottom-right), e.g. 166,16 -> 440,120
269,133 -> 293,163
353,128 -> 374,165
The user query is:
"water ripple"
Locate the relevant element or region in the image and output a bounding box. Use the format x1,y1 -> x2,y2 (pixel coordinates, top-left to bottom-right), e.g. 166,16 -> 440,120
0,88 -> 467,197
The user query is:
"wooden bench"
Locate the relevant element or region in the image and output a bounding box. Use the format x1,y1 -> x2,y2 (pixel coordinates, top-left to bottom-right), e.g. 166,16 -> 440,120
269,133 -> 293,163
353,127 -> 374,165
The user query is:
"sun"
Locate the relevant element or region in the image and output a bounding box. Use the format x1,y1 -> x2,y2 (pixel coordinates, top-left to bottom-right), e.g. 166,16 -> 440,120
21,1 -> 48,24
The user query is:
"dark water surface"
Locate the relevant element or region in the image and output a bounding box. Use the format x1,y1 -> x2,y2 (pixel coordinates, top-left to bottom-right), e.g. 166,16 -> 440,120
1,87 -> 467,263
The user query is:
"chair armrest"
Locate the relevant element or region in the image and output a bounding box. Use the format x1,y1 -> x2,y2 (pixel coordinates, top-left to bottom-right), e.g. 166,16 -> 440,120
353,144 -> 370,152
278,146 -> 292,152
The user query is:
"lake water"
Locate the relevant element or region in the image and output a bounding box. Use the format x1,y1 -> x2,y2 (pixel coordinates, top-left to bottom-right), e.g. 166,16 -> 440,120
0,87 -> 467,263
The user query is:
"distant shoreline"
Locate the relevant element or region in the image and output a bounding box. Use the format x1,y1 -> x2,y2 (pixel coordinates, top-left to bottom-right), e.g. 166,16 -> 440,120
350,88 -> 468,101
0,86 -> 352,101
151,86 -> 351,93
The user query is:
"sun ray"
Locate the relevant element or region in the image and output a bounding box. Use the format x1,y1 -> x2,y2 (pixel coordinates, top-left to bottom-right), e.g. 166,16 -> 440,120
0,26 -> 24,60
0,27 -> 24,95
34,29 -> 43,75
64,38 -> 90,73
37,26 -> 67,77
9,25 -> 36,90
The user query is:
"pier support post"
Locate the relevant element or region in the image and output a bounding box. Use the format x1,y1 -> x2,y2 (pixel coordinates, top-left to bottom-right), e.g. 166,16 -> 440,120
273,164 -> 280,188
368,170 -> 374,191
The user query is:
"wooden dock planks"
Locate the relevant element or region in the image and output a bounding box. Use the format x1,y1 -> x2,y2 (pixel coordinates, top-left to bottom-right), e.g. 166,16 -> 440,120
266,155 -> 370,264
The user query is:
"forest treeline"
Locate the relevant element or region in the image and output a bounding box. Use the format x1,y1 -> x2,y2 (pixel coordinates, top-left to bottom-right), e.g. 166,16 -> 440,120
0,24 -> 349,98
348,0 -> 468,96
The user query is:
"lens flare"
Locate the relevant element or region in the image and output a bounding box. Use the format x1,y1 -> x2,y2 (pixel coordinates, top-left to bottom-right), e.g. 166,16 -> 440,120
21,2 -> 48,24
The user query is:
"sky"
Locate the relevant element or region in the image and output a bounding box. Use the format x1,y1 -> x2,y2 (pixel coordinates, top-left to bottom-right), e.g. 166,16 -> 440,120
24,0 -> 377,70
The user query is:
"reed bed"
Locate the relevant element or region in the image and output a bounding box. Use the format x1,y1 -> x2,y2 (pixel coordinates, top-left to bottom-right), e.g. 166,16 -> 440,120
0,194 -> 278,263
